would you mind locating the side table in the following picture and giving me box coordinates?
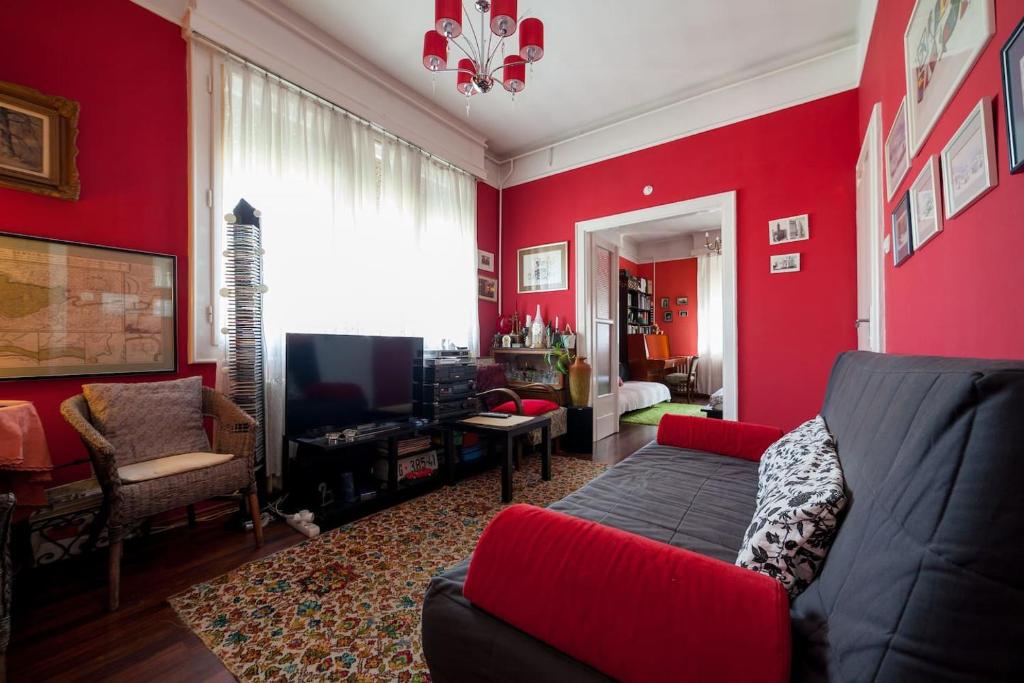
[450,415,552,502]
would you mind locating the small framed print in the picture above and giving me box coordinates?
[517,241,568,293]
[477,249,495,272]
[0,81,80,200]
[769,253,801,274]
[663,310,673,323]
[904,0,995,155]
[885,97,911,200]
[678,310,688,318]
[660,297,670,308]
[768,214,809,245]
[891,191,914,267]
[675,296,688,306]
[941,97,997,218]
[477,274,497,302]
[910,155,943,250]
[1001,16,1024,174]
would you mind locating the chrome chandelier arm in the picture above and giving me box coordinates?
[489,58,527,78]
[484,31,506,68]
[449,34,481,68]
[461,0,483,63]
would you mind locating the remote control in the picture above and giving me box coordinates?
[478,412,511,419]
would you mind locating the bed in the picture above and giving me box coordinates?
[618,381,671,416]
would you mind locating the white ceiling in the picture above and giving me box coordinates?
[601,212,722,246]
[276,0,863,159]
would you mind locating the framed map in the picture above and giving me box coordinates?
[0,233,176,380]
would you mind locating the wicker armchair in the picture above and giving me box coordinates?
[60,387,262,611]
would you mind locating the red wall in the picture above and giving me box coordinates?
[500,91,860,429]
[860,1,1024,357]
[653,258,698,356]
[477,181,499,352]
[0,0,215,485]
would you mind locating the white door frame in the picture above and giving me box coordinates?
[856,103,886,352]
[575,191,739,422]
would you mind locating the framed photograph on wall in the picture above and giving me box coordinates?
[768,214,809,245]
[675,296,688,306]
[660,297,670,308]
[662,310,673,323]
[910,155,943,249]
[477,249,495,272]
[1002,16,1024,174]
[891,191,915,267]
[0,232,176,380]
[0,81,80,200]
[941,97,998,218]
[477,274,497,302]
[885,97,911,200]
[517,241,568,293]
[769,253,801,274]
[678,310,688,318]
[904,0,995,155]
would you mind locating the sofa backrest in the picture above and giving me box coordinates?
[790,351,1024,681]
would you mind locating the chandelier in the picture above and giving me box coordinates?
[422,0,545,102]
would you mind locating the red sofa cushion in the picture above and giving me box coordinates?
[657,414,783,462]
[464,504,790,683]
[493,399,559,416]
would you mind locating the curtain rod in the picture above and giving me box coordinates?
[191,33,474,179]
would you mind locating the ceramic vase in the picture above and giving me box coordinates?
[568,355,592,407]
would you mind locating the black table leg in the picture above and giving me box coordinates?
[541,424,552,481]
[387,436,399,493]
[443,427,456,484]
[502,432,514,503]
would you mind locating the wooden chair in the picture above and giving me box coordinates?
[60,387,262,611]
[666,356,700,402]
[475,364,568,450]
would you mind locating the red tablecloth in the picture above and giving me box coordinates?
[0,400,54,510]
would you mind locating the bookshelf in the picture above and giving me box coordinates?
[620,268,655,364]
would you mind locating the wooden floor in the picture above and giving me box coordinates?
[7,426,655,682]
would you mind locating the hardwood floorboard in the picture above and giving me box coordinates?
[9,429,650,681]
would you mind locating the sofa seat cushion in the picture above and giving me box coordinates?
[118,451,234,483]
[494,399,560,416]
[737,416,847,597]
[82,376,211,465]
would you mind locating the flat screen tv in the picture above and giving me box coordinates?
[284,333,423,437]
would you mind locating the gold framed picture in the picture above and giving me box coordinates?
[477,274,497,302]
[0,232,177,380]
[517,241,568,294]
[0,81,80,200]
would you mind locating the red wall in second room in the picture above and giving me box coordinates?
[859,0,1024,358]
[653,258,699,357]
[500,91,860,430]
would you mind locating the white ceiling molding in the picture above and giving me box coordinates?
[496,45,859,188]
[132,0,489,178]
[855,0,881,83]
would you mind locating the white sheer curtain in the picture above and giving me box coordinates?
[221,60,478,482]
[696,254,724,396]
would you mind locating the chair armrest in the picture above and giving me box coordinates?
[464,505,790,683]
[60,395,122,490]
[202,388,257,458]
[514,382,560,403]
[657,414,783,462]
[477,388,523,414]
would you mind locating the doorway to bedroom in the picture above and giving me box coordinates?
[575,192,736,442]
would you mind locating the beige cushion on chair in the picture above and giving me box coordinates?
[118,452,234,483]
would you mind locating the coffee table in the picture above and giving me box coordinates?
[451,414,552,502]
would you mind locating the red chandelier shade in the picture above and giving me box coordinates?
[435,0,462,38]
[519,18,544,62]
[422,30,447,71]
[456,58,476,95]
[490,0,518,36]
[502,55,526,93]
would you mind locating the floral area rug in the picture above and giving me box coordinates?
[170,456,605,682]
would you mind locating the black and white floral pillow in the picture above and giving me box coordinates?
[736,415,847,598]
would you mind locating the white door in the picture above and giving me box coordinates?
[589,234,619,440]
[856,103,885,352]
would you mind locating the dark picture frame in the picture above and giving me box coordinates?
[0,232,177,380]
[0,81,80,200]
[662,310,673,323]
[659,297,669,308]
[891,191,915,267]
[1002,16,1024,174]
